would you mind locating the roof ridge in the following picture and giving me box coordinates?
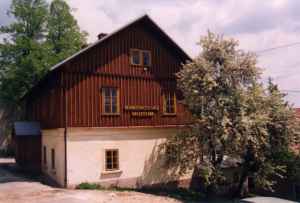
[50,14,150,71]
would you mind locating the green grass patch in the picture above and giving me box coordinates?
[76,182,205,201]
[76,182,104,190]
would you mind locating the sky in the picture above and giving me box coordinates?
[1,0,300,106]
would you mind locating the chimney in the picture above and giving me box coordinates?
[98,33,107,40]
[81,43,89,49]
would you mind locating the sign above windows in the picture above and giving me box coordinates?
[124,105,159,111]
[124,105,159,117]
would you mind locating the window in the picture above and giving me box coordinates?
[142,51,151,66]
[43,146,47,165]
[105,149,119,171]
[51,148,55,170]
[102,87,119,114]
[130,49,151,66]
[163,92,176,115]
[130,49,141,65]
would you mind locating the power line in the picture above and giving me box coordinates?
[281,90,300,93]
[256,42,300,55]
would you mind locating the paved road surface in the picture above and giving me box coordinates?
[241,197,299,203]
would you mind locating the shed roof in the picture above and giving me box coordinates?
[14,122,41,136]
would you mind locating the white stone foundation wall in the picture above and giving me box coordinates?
[42,129,65,187]
[66,127,190,188]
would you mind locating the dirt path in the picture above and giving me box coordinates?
[0,158,183,203]
[0,181,184,203]
[0,158,298,203]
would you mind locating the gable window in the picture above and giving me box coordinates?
[130,49,151,66]
[102,87,119,115]
[51,148,55,170]
[142,51,151,66]
[130,49,141,65]
[43,146,47,165]
[105,149,119,171]
[163,92,176,115]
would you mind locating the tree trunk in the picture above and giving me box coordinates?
[235,169,249,198]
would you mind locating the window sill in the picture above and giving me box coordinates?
[130,64,151,68]
[162,113,177,117]
[101,113,120,116]
[130,63,142,66]
[101,170,122,175]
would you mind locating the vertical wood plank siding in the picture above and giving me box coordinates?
[25,22,190,128]
[25,72,63,128]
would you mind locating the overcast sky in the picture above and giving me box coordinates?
[1,0,300,106]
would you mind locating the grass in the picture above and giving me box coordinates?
[76,182,205,201]
[76,182,105,190]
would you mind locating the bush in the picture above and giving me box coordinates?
[273,150,300,183]
[0,147,15,157]
[76,182,103,190]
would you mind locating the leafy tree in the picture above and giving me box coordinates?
[0,0,87,142]
[46,0,87,66]
[162,32,300,197]
[0,0,49,104]
[0,0,87,105]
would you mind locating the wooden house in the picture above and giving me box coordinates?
[15,15,191,188]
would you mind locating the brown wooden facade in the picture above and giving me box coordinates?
[24,15,191,129]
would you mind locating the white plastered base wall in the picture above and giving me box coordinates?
[41,129,65,187]
[66,127,191,188]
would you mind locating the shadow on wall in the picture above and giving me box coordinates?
[137,141,199,190]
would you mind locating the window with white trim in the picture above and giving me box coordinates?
[105,149,119,171]
[102,87,119,115]
[163,92,176,115]
[130,49,151,66]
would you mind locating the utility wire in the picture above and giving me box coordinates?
[255,42,300,55]
[281,90,300,93]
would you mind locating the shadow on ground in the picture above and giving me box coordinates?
[0,158,41,184]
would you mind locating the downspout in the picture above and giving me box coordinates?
[63,72,68,188]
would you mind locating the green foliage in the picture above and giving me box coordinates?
[163,31,300,197]
[46,0,87,66]
[273,150,300,183]
[0,0,87,105]
[76,182,104,190]
[75,182,205,202]
[0,147,15,158]
[0,0,49,104]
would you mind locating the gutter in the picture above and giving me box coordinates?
[63,73,68,188]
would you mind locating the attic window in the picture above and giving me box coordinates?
[142,51,151,66]
[130,49,151,66]
[130,49,141,65]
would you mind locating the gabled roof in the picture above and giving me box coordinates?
[50,14,191,72]
[14,122,41,136]
[23,14,191,100]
